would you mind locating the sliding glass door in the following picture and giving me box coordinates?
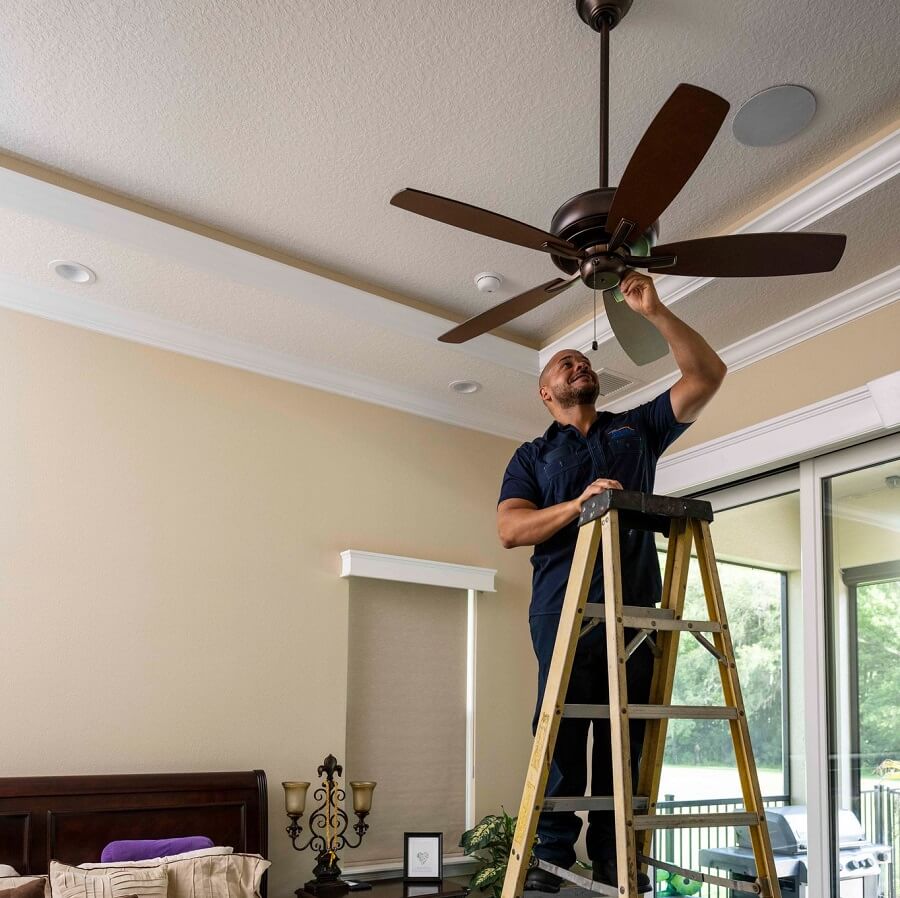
[823,448,900,898]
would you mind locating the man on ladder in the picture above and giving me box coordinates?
[497,271,726,893]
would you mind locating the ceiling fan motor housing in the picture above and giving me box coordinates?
[549,188,659,288]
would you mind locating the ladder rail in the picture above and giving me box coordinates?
[601,510,639,897]
[691,519,782,898]
[500,517,603,898]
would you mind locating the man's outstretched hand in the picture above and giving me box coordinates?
[620,270,665,318]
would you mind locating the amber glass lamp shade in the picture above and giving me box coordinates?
[349,781,376,814]
[282,781,310,816]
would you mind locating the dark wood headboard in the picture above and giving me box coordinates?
[0,770,267,878]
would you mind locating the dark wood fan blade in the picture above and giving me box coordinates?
[649,232,847,276]
[607,84,730,247]
[391,189,583,259]
[438,277,579,344]
[602,290,669,366]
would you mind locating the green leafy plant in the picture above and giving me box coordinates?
[459,810,536,898]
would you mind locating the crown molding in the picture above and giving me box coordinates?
[602,265,900,414]
[0,160,538,377]
[0,273,533,442]
[540,124,900,367]
[655,371,900,496]
[340,549,496,592]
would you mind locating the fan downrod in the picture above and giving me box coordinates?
[576,0,633,31]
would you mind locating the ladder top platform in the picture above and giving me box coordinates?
[578,489,713,532]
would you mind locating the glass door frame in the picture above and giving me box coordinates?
[694,432,900,897]
[805,432,900,897]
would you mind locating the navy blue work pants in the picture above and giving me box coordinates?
[529,611,655,866]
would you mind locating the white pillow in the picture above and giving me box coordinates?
[75,855,268,898]
[79,847,233,868]
[49,863,168,898]
[0,868,21,878]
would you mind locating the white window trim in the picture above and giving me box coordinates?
[341,550,497,874]
[656,370,900,497]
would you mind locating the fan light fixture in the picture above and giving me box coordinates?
[49,260,96,284]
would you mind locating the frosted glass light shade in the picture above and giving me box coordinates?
[283,781,310,815]
[349,781,376,813]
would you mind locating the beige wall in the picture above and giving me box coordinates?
[672,300,900,451]
[0,308,535,897]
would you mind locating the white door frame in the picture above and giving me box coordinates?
[799,432,900,897]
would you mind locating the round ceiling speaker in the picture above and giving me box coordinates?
[733,85,817,147]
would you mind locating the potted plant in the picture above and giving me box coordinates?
[458,810,536,898]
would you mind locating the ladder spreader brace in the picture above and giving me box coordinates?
[500,489,782,898]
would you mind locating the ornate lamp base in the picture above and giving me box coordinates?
[296,881,351,898]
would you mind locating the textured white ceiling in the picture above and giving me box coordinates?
[2,0,899,343]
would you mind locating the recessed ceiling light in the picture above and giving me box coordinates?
[49,260,96,284]
[732,85,817,147]
[449,380,481,394]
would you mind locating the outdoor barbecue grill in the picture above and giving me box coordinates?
[698,805,892,897]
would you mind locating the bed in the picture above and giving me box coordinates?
[0,769,267,894]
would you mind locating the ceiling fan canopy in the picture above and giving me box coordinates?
[389,0,847,364]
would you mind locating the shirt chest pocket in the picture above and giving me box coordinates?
[605,431,645,483]
[541,446,592,502]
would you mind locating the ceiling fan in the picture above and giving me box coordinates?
[389,0,846,365]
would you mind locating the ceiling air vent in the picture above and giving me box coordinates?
[594,367,639,397]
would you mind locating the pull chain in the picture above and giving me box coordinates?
[592,287,598,351]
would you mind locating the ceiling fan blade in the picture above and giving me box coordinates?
[391,188,583,259]
[438,277,579,344]
[607,84,730,249]
[602,290,669,366]
[649,232,847,277]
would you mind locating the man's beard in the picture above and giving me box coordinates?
[551,380,600,409]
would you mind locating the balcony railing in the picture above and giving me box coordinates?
[652,788,899,898]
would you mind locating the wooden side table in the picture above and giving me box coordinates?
[296,880,469,898]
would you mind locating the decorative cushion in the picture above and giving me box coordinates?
[0,879,50,898]
[0,881,46,898]
[75,855,267,898]
[49,862,168,898]
[101,839,213,864]
[81,848,233,869]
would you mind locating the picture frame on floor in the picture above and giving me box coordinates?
[402,832,443,883]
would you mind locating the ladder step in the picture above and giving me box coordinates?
[542,796,650,812]
[637,854,761,894]
[633,811,761,830]
[535,861,618,898]
[581,605,721,632]
[564,703,739,720]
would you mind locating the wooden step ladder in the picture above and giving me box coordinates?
[501,489,782,898]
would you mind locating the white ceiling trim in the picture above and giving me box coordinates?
[602,264,900,414]
[540,125,900,367]
[340,549,496,592]
[0,163,538,376]
[655,372,900,496]
[0,272,533,442]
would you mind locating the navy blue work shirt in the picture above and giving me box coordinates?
[498,389,691,616]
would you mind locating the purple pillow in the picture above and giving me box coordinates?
[100,836,214,863]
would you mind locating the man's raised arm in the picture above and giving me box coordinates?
[620,271,726,424]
